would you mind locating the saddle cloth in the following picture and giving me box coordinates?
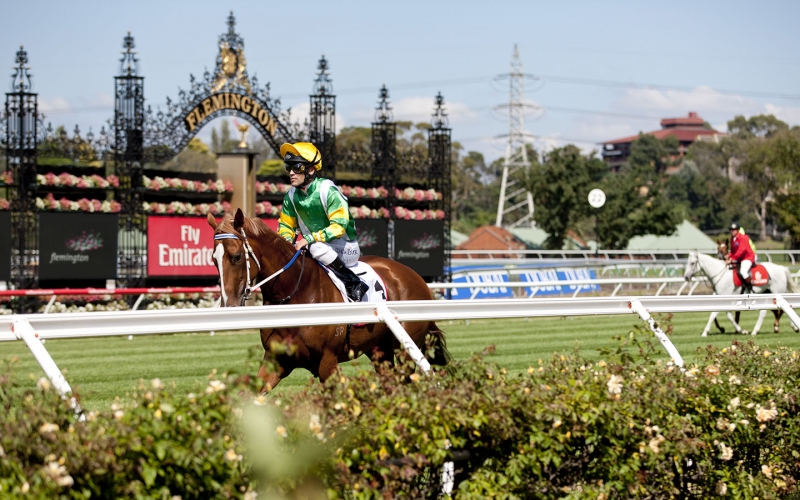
[322,261,388,303]
[733,263,770,288]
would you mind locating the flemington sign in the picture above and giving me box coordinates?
[183,92,278,135]
[38,213,119,280]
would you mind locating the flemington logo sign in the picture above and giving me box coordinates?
[184,93,278,135]
[394,220,445,276]
[39,213,118,280]
[147,216,219,276]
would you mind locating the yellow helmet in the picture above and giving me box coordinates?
[279,142,322,171]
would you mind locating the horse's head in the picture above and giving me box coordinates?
[684,251,700,281]
[716,239,729,260]
[208,209,261,307]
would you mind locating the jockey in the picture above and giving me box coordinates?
[726,222,756,288]
[277,142,370,302]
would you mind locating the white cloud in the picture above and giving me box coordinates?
[83,92,114,108]
[617,85,759,115]
[38,97,72,115]
[764,103,800,127]
[348,96,478,126]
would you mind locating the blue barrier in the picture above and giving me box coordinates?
[450,271,514,300]
[518,269,600,296]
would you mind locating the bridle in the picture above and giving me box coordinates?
[688,253,727,289]
[214,228,306,305]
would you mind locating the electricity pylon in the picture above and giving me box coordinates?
[495,45,535,228]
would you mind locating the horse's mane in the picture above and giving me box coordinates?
[216,213,273,238]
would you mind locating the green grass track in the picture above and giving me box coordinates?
[2,311,799,411]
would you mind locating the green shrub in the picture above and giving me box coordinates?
[2,329,800,498]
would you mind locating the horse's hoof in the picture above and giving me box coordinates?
[774,327,780,333]
[701,332,708,337]
[742,330,749,335]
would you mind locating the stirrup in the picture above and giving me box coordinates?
[348,280,369,302]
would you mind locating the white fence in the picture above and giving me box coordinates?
[450,249,800,265]
[3,294,800,404]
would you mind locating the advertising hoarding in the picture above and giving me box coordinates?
[355,219,388,258]
[393,220,444,277]
[147,216,219,277]
[38,213,119,280]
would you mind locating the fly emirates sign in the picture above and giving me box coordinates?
[147,216,218,276]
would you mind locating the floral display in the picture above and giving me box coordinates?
[0,198,9,210]
[255,201,281,217]
[255,181,290,195]
[143,200,231,215]
[36,193,122,213]
[394,187,442,201]
[143,176,233,194]
[255,182,438,202]
[340,185,388,199]
[37,172,119,189]
[393,206,445,220]
[0,171,12,185]
[349,206,391,219]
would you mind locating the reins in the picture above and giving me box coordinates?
[214,228,306,305]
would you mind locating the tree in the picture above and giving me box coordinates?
[210,120,239,154]
[624,133,680,177]
[765,129,800,248]
[727,114,788,139]
[597,169,681,249]
[596,135,681,249]
[523,145,606,249]
[451,150,499,233]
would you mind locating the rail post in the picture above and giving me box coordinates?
[629,299,685,368]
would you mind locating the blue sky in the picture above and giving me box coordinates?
[3,0,799,163]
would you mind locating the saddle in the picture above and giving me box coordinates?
[732,263,770,288]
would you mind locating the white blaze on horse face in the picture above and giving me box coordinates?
[214,243,228,307]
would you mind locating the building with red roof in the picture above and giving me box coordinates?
[600,112,726,173]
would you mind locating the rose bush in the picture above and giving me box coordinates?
[143,176,233,194]
[37,172,119,189]
[2,331,798,498]
[36,194,121,213]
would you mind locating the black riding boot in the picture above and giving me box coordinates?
[329,258,369,302]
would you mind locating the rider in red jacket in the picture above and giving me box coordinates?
[726,222,756,288]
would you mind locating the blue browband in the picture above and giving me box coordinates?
[214,234,240,240]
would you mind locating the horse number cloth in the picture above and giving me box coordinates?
[322,261,388,303]
[733,263,770,288]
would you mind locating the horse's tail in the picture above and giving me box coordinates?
[784,267,800,293]
[427,322,453,370]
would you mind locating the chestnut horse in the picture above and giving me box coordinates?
[207,209,451,390]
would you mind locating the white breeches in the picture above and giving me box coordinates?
[739,260,753,279]
[309,239,361,267]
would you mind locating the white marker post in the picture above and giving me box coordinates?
[588,188,606,258]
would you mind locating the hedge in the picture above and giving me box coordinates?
[1,322,799,498]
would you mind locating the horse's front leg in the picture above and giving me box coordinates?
[257,328,300,393]
[704,312,720,337]
[726,312,744,334]
[750,309,768,336]
[318,348,340,383]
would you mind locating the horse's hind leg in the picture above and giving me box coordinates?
[773,310,783,333]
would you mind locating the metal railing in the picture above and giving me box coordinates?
[450,249,800,265]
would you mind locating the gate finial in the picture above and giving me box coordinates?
[11,45,33,92]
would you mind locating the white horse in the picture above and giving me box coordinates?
[683,250,800,336]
